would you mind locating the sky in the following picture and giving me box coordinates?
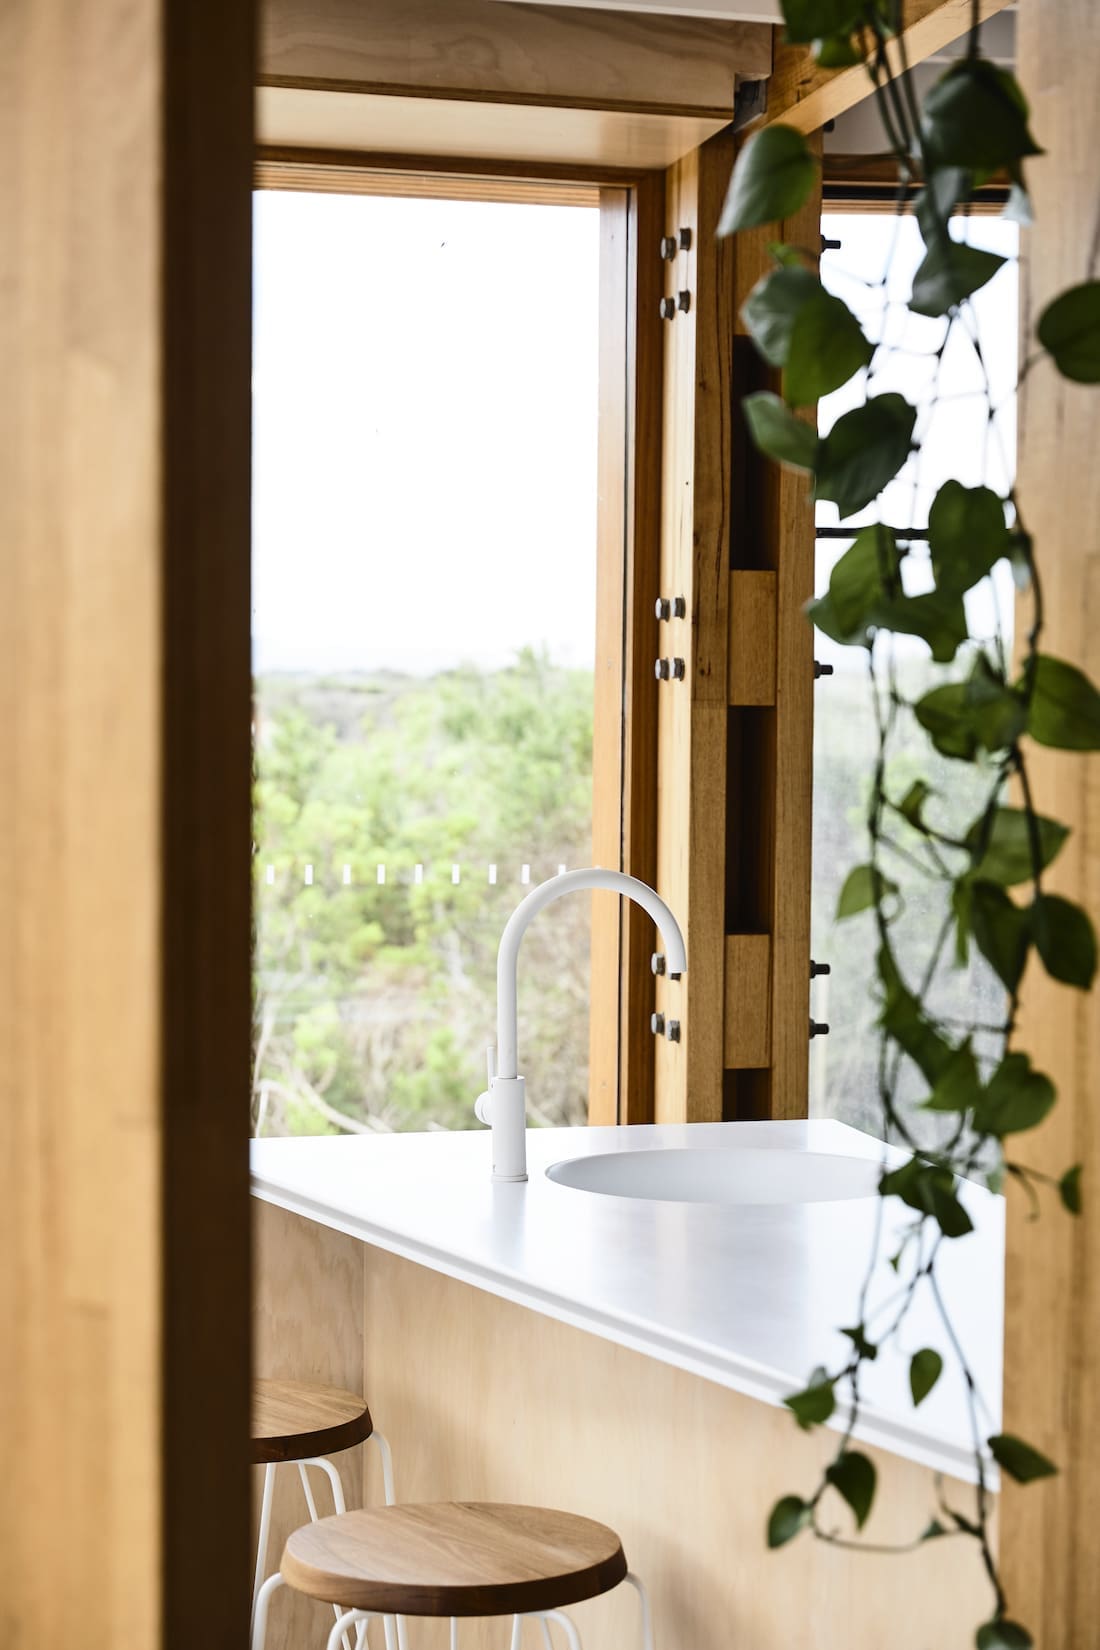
[252,192,601,676]
[253,193,1019,681]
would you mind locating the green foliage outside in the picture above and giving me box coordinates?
[252,649,593,1137]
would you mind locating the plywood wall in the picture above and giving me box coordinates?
[0,1,254,1642]
[256,1207,992,1650]
[1001,1,1100,1640]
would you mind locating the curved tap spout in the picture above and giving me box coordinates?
[476,868,687,1182]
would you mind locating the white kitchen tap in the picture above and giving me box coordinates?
[475,868,687,1181]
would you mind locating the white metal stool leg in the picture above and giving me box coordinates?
[536,1611,582,1650]
[624,1573,655,1650]
[299,1460,357,1650]
[366,1433,406,1650]
[300,1452,402,1650]
[327,1611,378,1650]
[252,1572,285,1650]
[252,1462,277,1629]
[510,1615,524,1650]
[367,1429,398,1505]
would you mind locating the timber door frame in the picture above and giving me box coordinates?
[2,0,255,1642]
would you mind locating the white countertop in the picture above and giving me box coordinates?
[251,1119,1003,1483]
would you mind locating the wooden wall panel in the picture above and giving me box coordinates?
[356,1241,991,1650]
[260,0,771,113]
[253,1202,368,1650]
[0,0,254,1642]
[1001,1,1100,1639]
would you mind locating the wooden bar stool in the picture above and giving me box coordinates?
[252,1501,655,1650]
[252,1378,402,1650]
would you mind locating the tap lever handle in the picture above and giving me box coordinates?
[486,1043,497,1087]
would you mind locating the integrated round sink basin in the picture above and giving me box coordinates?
[545,1146,881,1206]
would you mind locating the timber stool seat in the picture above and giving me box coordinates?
[253,1500,654,1649]
[252,1377,375,1464]
[251,1378,401,1650]
[281,1502,628,1617]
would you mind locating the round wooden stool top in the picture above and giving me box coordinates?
[280,1502,628,1618]
[252,1378,374,1465]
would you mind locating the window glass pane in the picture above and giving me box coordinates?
[809,212,1019,1134]
[252,191,600,1137]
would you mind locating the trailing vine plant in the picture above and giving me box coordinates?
[717,5,1100,1646]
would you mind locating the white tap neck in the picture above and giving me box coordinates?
[494,868,687,1080]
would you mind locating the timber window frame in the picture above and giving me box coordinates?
[253,153,665,1125]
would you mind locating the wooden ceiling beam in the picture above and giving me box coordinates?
[260,0,772,119]
[752,0,1014,133]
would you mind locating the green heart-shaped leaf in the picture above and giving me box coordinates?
[718,126,817,236]
[910,238,1007,318]
[1032,892,1098,989]
[742,391,819,471]
[969,882,1031,992]
[915,682,980,762]
[871,587,968,664]
[922,1042,982,1112]
[767,1494,812,1548]
[965,655,1026,751]
[974,1054,1055,1138]
[815,394,916,519]
[922,60,1042,173]
[1037,280,1100,383]
[825,1451,876,1530]
[829,525,901,631]
[742,267,823,366]
[987,1433,1057,1483]
[1024,654,1100,750]
[1059,1164,1083,1215]
[783,1367,836,1430]
[780,0,863,42]
[966,807,1069,886]
[928,481,1012,593]
[785,292,874,404]
[909,1348,944,1407]
[976,1620,1033,1650]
